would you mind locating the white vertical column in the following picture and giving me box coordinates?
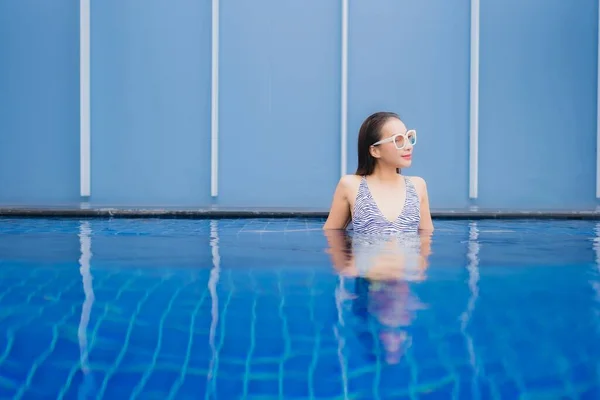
[597,2,600,198]
[340,0,348,177]
[80,0,91,197]
[211,0,220,197]
[469,0,480,199]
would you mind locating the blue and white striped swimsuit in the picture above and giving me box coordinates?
[352,176,421,235]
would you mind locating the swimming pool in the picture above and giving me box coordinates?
[0,217,598,399]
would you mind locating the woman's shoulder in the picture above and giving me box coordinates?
[404,175,428,195]
[338,174,363,188]
[335,174,362,200]
[404,175,426,184]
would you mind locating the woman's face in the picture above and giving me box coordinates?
[370,118,416,170]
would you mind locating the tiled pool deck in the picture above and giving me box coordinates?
[0,205,600,219]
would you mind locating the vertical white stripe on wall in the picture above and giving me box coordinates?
[80,0,91,197]
[340,0,348,177]
[211,0,220,197]
[597,0,600,198]
[469,0,480,199]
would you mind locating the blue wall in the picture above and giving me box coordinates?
[218,0,340,207]
[91,0,213,206]
[478,0,598,209]
[0,0,80,205]
[0,0,598,210]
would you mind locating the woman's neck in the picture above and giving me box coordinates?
[370,164,401,183]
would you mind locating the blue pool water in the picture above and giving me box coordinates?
[0,217,599,399]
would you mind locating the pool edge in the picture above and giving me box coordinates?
[1,208,600,220]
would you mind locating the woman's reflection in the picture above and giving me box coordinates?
[325,229,431,364]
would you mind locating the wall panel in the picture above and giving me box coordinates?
[478,0,598,209]
[0,1,79,205]
[217,0,340,208]
[90,0,213,206]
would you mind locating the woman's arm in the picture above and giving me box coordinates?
[323,177,352,230]
[410,176,433,274]
[411,176,433,232]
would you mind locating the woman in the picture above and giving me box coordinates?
[323,111,433,233]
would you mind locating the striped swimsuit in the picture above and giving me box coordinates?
[352,176,421,235]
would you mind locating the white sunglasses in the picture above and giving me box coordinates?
[372,130,417,150]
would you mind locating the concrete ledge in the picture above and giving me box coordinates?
[0,206,600,220]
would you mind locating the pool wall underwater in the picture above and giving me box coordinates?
[1,0,600,212]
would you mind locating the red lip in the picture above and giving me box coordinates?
[401,155,412,160]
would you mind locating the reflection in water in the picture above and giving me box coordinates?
[460,222,481,396]
[78,220,96,398]
[325,229,431,365]
[593,223,600,382]
[207,220,220,381]
[593,222,600,309]
[334,275,352,399]
[326,230,431,281]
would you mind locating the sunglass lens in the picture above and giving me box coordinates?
[394,135,405,149]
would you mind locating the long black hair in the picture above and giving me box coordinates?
[355,111,401,176]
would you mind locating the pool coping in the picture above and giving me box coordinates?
[1,206,600,219]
